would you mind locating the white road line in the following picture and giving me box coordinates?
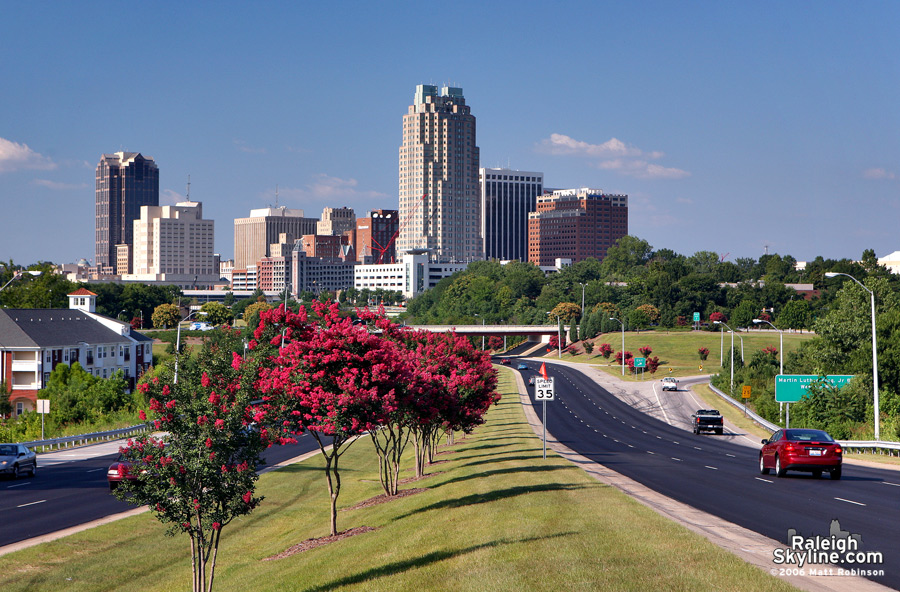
[705,466,718,470]
[627,444,635,448]
[87,468,105,473]
[651,383,673,425]
[7,482,30,489]
[755,477,773,483]
[882,482,900,487]
[671,457,682,462]
[834,497,866,507]
[726,454,736,457]
[17,500,46,508]
[693,446,702,450]
[672,441,680,445]
[647,451,655,455]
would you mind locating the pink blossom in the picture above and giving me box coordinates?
[212,522,221,531]
[214,419,225,430]
[162,385,170,396]
[242,491,252,504]
[166,399,177,410]
[205,437,213,448]
[201,373,210,388]
[138,409,147,420]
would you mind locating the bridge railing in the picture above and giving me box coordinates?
[21,424,148,453]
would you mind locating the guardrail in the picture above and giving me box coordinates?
[21,424,148,453]
[707,383,900,456]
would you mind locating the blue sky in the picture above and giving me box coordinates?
[2,2,898,266]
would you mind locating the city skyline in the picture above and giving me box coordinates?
[2,3,899,266]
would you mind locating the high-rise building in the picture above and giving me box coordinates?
[233,207,318,269]
[95,152,159,274]
[317,206,356,237]
[479,168,543,261]
[123,200,217,288]
[352,209,399,263]
[527,188,628,266]
[398,84,481,262]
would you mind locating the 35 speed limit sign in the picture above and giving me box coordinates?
[535,377,555,401]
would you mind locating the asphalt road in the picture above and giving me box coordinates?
[0,434,319,548]
[518,360,899,591]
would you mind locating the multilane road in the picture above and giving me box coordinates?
[0,434,318,549]
[518,360,899,590]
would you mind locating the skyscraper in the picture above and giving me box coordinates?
[233,206,318,269]
[398,84,481,262]
[480,168,544,261]
[95,152,159,274]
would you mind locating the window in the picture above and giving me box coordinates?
[16,402,24,416]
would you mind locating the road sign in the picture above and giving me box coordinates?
[535,377,555,401]
[693,312,701,322]
[741,385,752,399]
[634,357,646,368]
[36,399,50,413]
[775,375,854,403]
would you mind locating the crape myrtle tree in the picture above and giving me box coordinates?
[113,329,270,592]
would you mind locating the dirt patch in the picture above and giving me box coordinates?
[344,487,428,511]
[263,526,377,560]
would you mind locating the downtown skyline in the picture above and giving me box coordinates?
[2,2,899,266]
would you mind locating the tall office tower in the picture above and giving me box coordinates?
[317,206,356,237]
[397,84,481,262]
[527,188,628,266]
[479,168,543,261]
[124,200,217,287]
[233,206,318,269]
[95,152,159,274]
[353,209,399,263]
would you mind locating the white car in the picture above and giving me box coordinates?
[661,376,678,391]
[190,322,214,331]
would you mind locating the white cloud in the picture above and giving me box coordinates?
[32,179,88,191]
[863,167,896,180]
[162,189,184,205]
[233,139,266,154]
[0,138,55,173]
[266,174,389,208]
[676,196,694,205]
[536,133,689,180]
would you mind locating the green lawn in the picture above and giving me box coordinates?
[544,329,814,379]
[0,370,798,592]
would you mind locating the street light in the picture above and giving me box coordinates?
[609,317,625,376]
[713,320,735,395]
[0,270,41,292]
[174,310,207,384]
[474,314,486,350]
[546,312,562,359]
[752,319,783,375]
[578,282,587,339]
[825,272,880,440]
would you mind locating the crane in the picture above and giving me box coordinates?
[373,194,426,264]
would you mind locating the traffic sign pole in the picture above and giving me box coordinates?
[535,377,555,459]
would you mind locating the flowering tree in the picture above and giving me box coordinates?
[638,346,652,357]
[257,302,401,535]
[647,356,661,374]
[698,347,710,360]
[583,341,594,354]
[598,343,613,359]
[614,350,634,365]
[709,311,726,324]
[114,333,269,592]
[487,336,504,352]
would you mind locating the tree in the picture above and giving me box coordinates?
[635,304,660,324]
[583,341,594,354]
[568,321,579,344]
[628,308,650,331]
[776,299,812,331]
[242,301,271,330]
[115,337,269,592]
[200,302,234,326]
[598,343,613,359]
[153,303,180,329]
[549,302,581,323]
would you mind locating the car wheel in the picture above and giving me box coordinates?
[13,464,20,479]
[29,462,36,477]
[812,470,822,479]
[716,428,723,435]
[775,455,786,477]
[759,455,769,475]
[109,481,118,492]
[831,467,842,480]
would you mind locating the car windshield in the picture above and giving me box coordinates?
[786,430,834,442]
[0,445,16,455]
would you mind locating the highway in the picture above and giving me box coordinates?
[0,433,319,549]
[517,360,899,590]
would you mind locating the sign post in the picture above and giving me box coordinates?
[693,312,701,330]
[634,357,646,380]
[741,385,751,416]
[535,377,555,459]
[36,399,50,440]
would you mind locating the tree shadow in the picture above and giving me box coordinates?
[301,532,577,592]
[457,454,546,467]
[392,483,592,521]
[432,464,572,488]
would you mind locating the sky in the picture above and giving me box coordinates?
[2,1,899,267]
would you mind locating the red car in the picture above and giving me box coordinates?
[107,453,137,491]
[499,358,511,365]
[759,428,842,479]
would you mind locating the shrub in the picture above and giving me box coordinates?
[698,347,710,361]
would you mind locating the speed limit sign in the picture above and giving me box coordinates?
[535,377,555,401]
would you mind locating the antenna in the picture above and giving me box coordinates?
[186,174,191,202]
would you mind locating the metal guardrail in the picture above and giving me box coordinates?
[707,383,900,455]
[21,424,148,453]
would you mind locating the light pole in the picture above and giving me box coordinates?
[546,312,562,359]
[752,319,783,375]
[578,282,587,340]
[0,270,41,292]
[825,272,880,440]
[474,314,485,350]
[174,310,207,384]
[713,320,734,395]
[610,317,625,376]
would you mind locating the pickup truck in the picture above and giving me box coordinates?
[691,409,724,435]
[661,376,678,391]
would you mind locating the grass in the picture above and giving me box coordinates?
[0,370,799,592]
[543,330,814,380]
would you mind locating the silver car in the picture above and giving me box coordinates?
[0,443,37,479]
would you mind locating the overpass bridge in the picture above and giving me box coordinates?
[405,324,567,341]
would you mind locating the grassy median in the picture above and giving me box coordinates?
[1,370,799,592]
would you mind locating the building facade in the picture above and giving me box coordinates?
[95,152,159,274]
[352,209,399,263]
[354,252,468,300]
[527,188,628,266]
[480,168,543,261]
[291,250,357,295]
[397,85,481,262]
[316,207,356,237]
[233,207,318,270]
[122,200,217,288]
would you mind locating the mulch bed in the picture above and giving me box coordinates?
[344,487,428,510]
[263,526,377,560]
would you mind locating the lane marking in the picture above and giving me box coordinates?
[7,482,31,489]
[693,447,702,450]
[882,482,900,487]
[834,497,866,507]
[726,454,736,457]
[87,468,105,473]
[646,451,655,455]
[755,477,773,483]
[17,500,46,508]
[671,457,682,462]
[651,383,673,425]
[705,466,718,470]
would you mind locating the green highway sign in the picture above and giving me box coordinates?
[693,312,701,322]
[634,357,646,368]
[775,375,854,403]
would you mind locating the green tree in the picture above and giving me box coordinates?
[153,303,181,329]
[776,299,812,331]
[549,302,581,323]
[200,302,234,326]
